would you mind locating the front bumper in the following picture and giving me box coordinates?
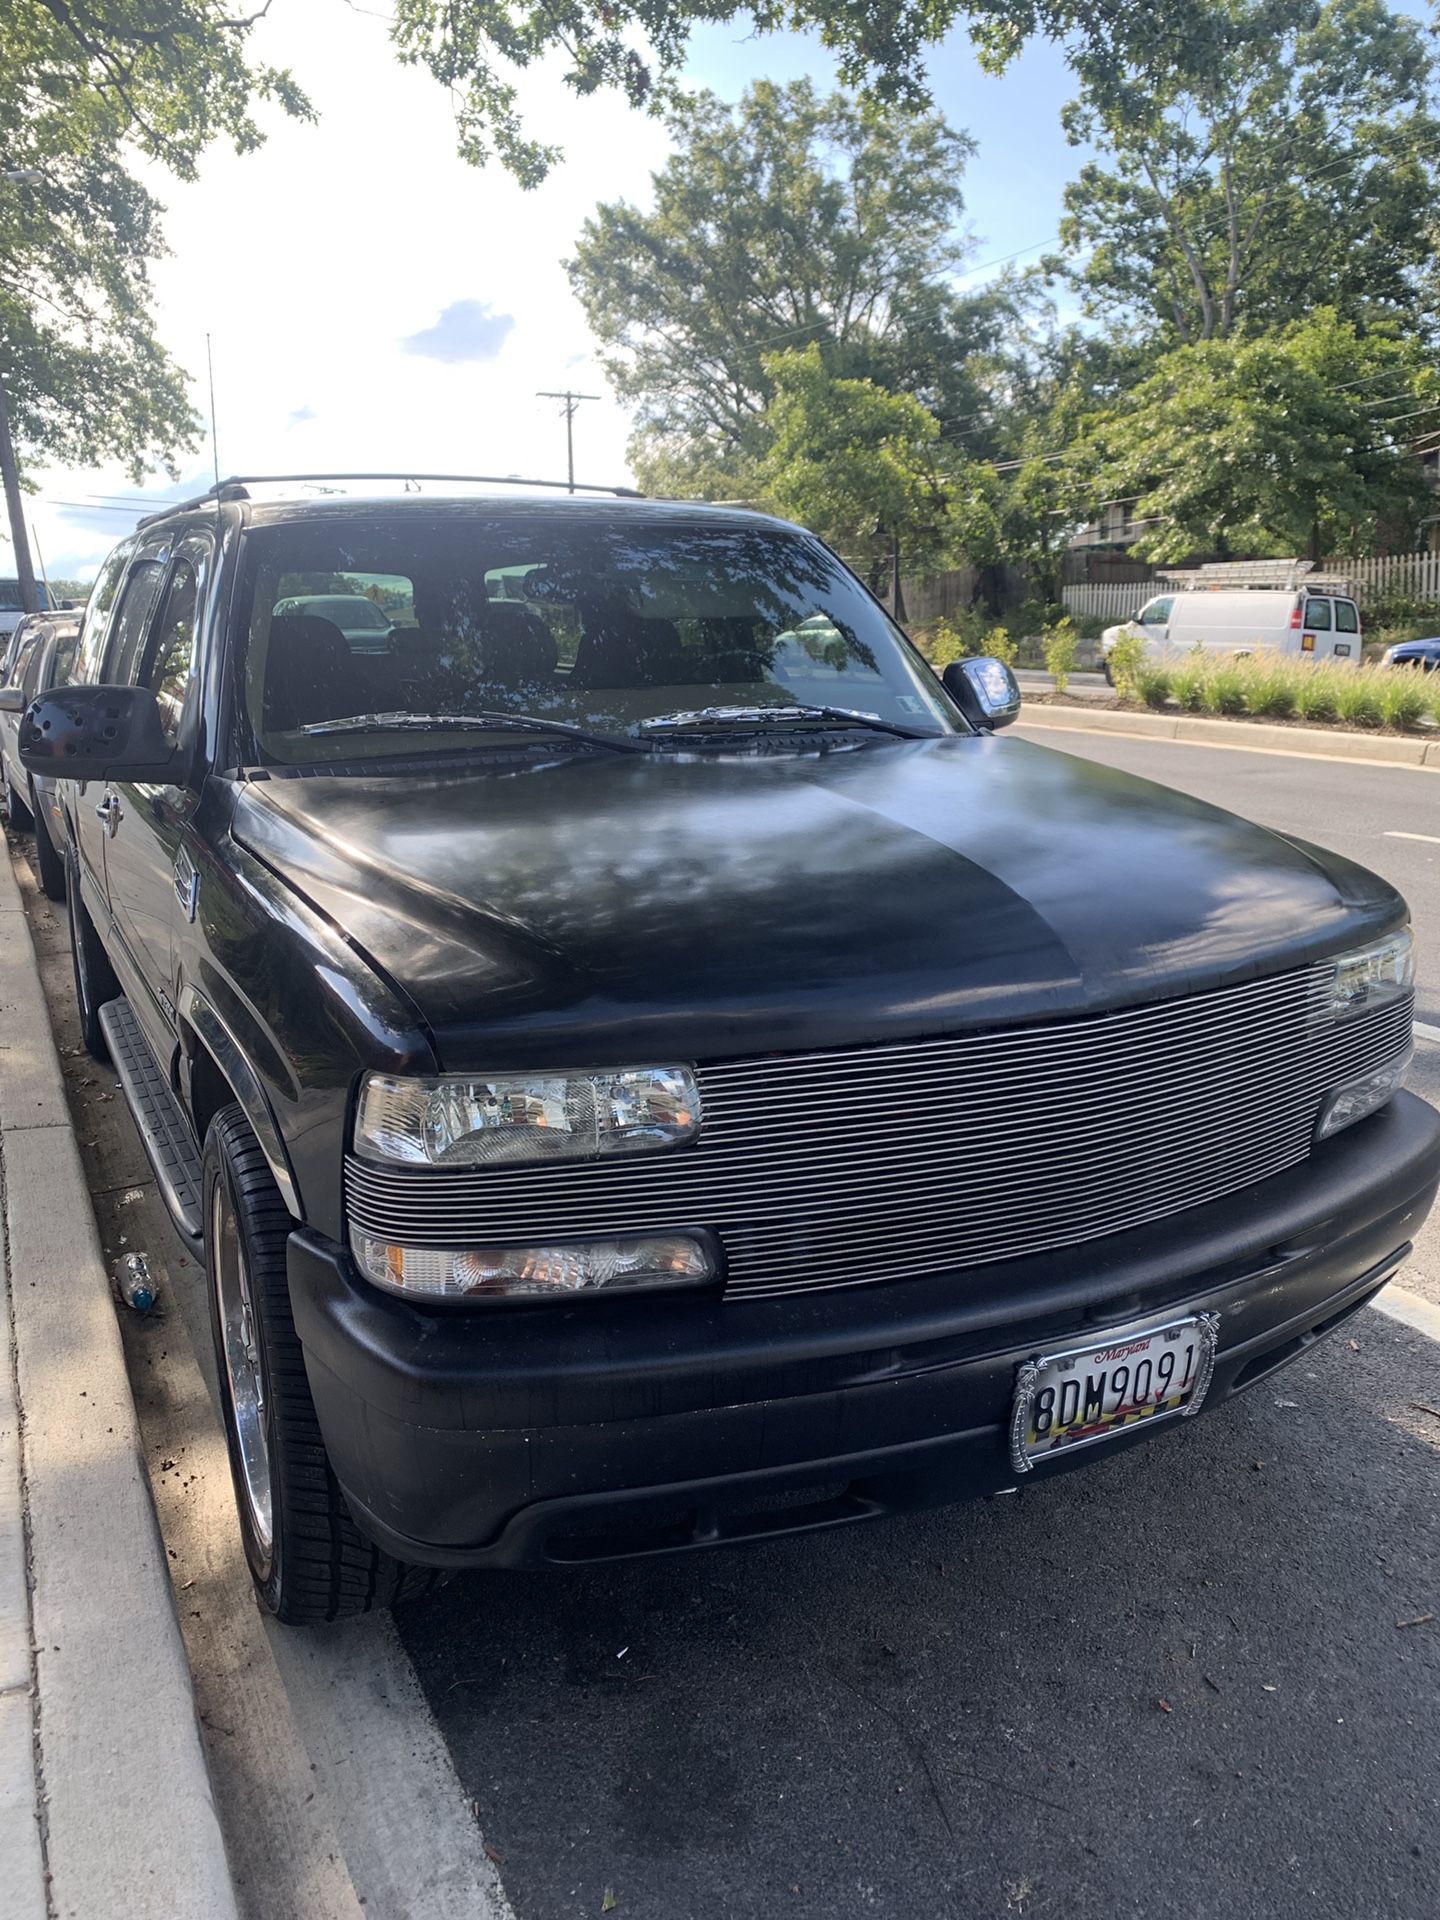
[288,1091,1440,1569]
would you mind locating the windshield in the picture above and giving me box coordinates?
[233,516,955,765]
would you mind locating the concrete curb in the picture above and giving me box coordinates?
[1017,699,1440,769]
[0,844,238,1919]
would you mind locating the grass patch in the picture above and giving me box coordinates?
[1110,653,1440,732]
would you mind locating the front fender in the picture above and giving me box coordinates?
[176,823,436,1240]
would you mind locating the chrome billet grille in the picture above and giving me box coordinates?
[344,966,1414,1300]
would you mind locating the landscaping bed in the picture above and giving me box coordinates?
[1102,650,1440,734]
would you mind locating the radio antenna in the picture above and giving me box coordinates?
[206,333,221,490]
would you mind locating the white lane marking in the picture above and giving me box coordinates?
[1385,830,1440,845]
[1415,1022,1440,1047]
[1370,1282,1440,1346]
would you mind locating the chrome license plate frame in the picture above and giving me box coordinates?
[1009,1312,1220,1475]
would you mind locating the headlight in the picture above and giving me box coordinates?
[355,1067,702,1168]
[1316,1049,1413,1142]
[351,1230,717,1300]
[1321,928,1414,1022]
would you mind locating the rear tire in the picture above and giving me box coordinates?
[203,1104,440,1625]
[66,849,118,1060]
[30,784,65,901]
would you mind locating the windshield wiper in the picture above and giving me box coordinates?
[297,710,649,755]
[637,703,935,741]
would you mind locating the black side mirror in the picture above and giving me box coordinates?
[942,657,1023,732]
[18,684,179,783]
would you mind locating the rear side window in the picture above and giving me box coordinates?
[104,561,167,684]
[74,545,133,685]
[141,561,200,748]
[9,630,42,691]
[1334,600,1359,634]
[1303,599,1332,631]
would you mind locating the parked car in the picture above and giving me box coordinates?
[0,581,55,647]
[1381,637,1440,672]
[1102,585,1363,671]
[17,478,1436,1626]
[0,612,81,898]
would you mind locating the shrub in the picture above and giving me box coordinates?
[1136,665,1173,709]
[1292,668,1341,724]
[1168,653,1210,712]
[1379,672,1429,732]
[983,625,1019,668]
[1332,667,1386,730]
[1240,660,1298,719]
[1107,628,1146,700]
[1203,663,1247,715]
[1042,617,1079,693]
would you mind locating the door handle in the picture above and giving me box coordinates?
[95,792,123,838]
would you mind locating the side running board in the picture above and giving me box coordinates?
[97,998,204,1253]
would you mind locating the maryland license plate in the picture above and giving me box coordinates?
[1009,1313,1219,1474]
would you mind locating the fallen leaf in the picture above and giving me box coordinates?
[602,1891,618,1913]
[1158,1699,1173,1713]
[483,1841,505,1865]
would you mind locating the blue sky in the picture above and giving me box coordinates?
[22,6,1093,581]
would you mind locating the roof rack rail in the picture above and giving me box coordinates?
[138,471,644,528]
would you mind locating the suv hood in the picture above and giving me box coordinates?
[230,734,1402,1067]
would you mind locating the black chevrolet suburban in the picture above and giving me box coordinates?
[13,477,1437,1625]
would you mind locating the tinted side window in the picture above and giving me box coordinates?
[8,631,42,690]
[104,561,166,685]
[73,545,133,685]
[1303,598,1332,631]
[50,631,80,688]
[1138,597,1173,626]
[141,561,200,748]
[1334,600,1359,634]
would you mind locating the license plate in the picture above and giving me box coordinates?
[1009,1313,1219,1474]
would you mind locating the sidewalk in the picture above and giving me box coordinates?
[0,837,237,1920]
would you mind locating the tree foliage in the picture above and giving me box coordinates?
[1066,311,1439,560]
[758,344,947,579]
[0,2,315,487]
[568,81,1011,495]
[1053,0,1440,344]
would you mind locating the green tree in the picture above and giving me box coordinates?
[757,343,947,588]
[1068,310,1439,561]
[1052,0,1440,344]
[567,80,1010,495]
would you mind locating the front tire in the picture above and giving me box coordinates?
[203,1105,438,1624]
[66,849,119,1059]
[30,784,66,901]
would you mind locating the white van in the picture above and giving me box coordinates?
[1103,584,1362,671]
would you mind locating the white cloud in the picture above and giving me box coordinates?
[403,300,514,363]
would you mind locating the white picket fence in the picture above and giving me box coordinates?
[1061,582,1154,623]
[1064,552,1440,623]
[1320,552,1440,604]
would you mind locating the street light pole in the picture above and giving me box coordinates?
[1,169,46,615]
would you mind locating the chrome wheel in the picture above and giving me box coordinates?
[211,1179,273,1558]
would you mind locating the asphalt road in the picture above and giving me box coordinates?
[7,729,1439,1920]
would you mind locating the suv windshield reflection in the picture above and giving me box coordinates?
[235,518,954,762]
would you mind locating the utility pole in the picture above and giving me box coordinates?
[1,169,44,614]
[536,390,599,494]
